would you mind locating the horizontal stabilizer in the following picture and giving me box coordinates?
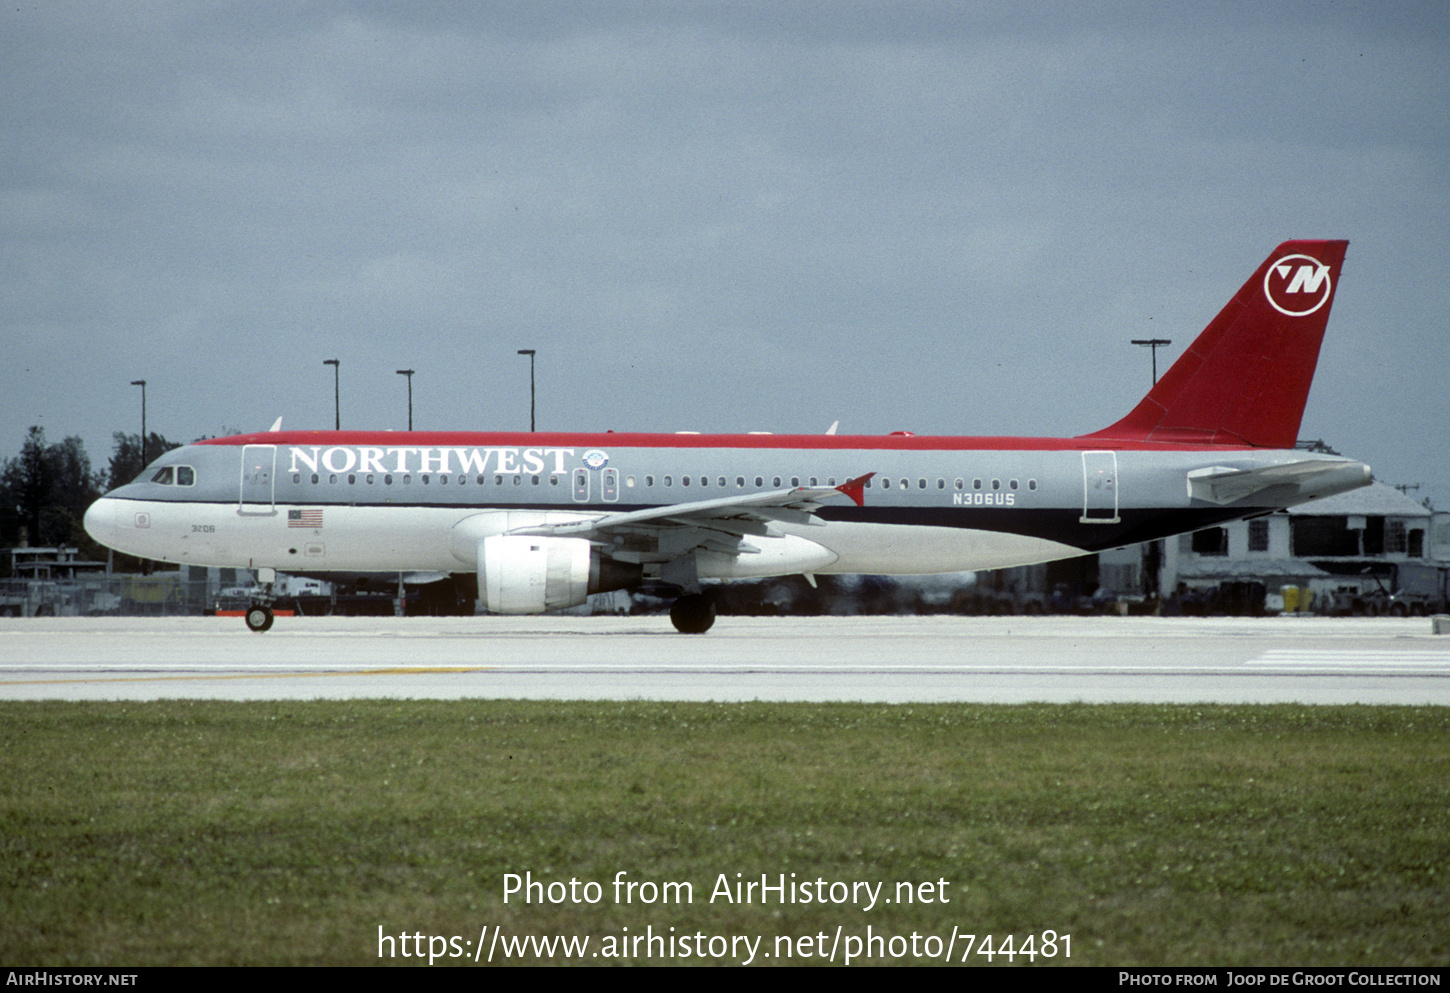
[1187,459,1371,506]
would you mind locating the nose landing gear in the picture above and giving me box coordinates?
[244,567,277,632]
[245,603,274,632]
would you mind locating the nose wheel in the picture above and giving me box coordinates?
[669,593,715,634]
[245,604,275,632]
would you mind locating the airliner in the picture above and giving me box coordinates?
[84,240,1371,633]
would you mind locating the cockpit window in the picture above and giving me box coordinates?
[149,466,195,486]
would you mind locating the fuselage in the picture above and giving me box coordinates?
[83,429,1372,579]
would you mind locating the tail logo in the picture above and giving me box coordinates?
[1264,254,1332,316]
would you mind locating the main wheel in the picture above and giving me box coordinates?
[669,593,716,634]
[245,604,275,632]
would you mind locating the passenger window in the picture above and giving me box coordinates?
[973,479,982,490]
[992,479,1001,490]
[1028,479,1038,491]
[311,474,319,485]
[918,478,926,489]
[755,476,764,487]
[1010,479,1019,490]
[626,475,636,488]
[955,478,964,490]
[736,476,745,487]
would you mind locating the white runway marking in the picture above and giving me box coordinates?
[1249,650,1450,669]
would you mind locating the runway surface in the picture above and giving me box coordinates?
[3,614,1448,703]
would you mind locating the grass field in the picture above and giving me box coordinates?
[2,701,1447,966]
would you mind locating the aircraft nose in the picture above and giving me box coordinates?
[84,497,118,548]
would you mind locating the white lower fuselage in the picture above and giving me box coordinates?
[83,499,1087,577]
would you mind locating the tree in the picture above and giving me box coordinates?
[0,427,104,549]
[107,431,181,489]
[3,427,51,543]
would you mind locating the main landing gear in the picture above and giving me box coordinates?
[669,593,715,634]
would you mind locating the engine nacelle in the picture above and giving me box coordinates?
[477,535,641,614]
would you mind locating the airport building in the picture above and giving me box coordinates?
[972,481,1448,616]
[1158,480,1447,615]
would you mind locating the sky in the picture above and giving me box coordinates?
[3,1,1447,508]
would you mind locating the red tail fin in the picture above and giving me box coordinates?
[1082,239,1349,448]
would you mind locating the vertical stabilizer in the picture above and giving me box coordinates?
[1083,239,1349,448]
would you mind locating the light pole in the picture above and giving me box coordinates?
[1130,339,1172,604]
[396,369,414,431]
[323,359,339,429]
[1131,338,1172,385]
[130,380,146,467]
[517,349,536,432]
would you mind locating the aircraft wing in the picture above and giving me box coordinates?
[506,474,875,581]
[510,473,874,540]
[1187,459,1371,506]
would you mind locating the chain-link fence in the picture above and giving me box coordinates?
[0,575,209,617]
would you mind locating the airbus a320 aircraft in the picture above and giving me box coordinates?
[85,240,1370,633]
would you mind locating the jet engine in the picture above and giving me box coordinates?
[476,535,641,614]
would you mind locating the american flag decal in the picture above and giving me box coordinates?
[288,509,323,528]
